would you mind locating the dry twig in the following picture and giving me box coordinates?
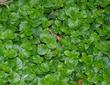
[48,29,62,42]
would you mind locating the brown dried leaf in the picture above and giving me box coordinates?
[48,29,62,42]
[48,28,57,36]
[78,80,82,85]
[0,0,7,3]
[0,0,12,5]
[56,35,62,42]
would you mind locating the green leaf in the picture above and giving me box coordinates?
[40,31,57,49]
[32,55,43,64]
[0,30,16,40]
[4,49,17,58]
[64,50,79,59]
[37,44,48,55]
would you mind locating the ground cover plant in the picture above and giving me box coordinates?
[0,0,110,85]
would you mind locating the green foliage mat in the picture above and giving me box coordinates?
[0,0,110,85]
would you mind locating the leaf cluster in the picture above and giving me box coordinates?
[0,0,110,85]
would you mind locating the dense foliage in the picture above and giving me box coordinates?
[0,0,110,85]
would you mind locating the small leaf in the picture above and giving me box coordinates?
[37,44,48,55]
